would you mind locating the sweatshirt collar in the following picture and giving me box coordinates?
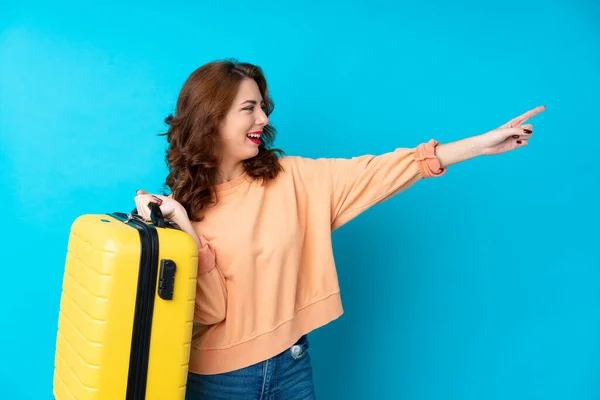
[212,171,252,193]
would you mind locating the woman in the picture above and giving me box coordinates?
[134,59,544,399]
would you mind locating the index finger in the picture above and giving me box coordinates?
[510,105,546,126]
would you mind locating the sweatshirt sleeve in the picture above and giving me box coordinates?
[329,139,446,230]
[165,194,228,325]
[193,238,228,325]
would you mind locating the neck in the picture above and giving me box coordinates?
[216,160,245,184]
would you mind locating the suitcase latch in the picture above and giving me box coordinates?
[158,259,176,300]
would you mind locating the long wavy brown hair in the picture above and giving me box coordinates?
[160,59,284,221]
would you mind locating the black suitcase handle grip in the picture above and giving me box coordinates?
[131,202,169,228]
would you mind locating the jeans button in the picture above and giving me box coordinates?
[290,345,302,359]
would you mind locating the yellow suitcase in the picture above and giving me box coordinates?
[53,204,198,400]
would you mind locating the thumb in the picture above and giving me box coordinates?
[201,238,216,256]
[136,189,148,195]
[198,234,210,249]
[500,127,530,138]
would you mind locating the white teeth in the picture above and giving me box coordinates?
[247,134,261,138]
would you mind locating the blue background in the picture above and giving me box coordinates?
[1,1,598,399]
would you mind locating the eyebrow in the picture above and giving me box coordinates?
[240,99,265,106]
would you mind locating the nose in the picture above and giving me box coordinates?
[256,108,269,127]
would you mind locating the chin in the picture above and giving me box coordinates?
[241,148,259,161]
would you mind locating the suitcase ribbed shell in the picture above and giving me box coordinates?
[53,214,198,400]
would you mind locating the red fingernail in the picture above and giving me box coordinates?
[524,129,532,134]
[517,140,522,144]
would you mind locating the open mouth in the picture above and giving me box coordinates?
[246,132,262,145]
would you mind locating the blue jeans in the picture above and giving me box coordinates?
[185,335,316,400]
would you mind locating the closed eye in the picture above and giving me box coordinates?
[240,99,265,112]
[242,104,267,113]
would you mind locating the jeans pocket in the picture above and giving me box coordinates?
[288,335,310,361]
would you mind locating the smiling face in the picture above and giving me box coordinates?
[217,78,270,172]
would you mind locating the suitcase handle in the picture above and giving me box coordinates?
[131,202,171,228]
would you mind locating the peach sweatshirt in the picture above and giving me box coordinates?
[187,139,446,374]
